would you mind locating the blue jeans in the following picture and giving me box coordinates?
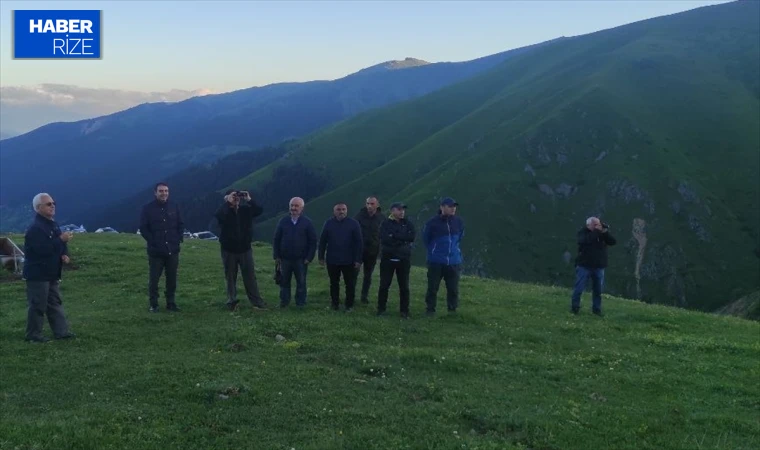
[571,266,605,312]
[279,259,308,307]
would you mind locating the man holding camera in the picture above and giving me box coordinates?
[215,189,267,311]
[571,217,617,316]
[139,182,184,313]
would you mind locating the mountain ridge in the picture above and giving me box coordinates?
[0,38,562,231]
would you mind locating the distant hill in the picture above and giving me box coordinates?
[224,0,759,312]
[0,40,561,232]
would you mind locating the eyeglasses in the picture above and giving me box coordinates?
[44,202,56,207]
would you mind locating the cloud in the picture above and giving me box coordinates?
[0,84,215,136]
[0,84,214,107]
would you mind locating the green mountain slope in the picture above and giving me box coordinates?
[231,0,760,312]
[0,234,758,449]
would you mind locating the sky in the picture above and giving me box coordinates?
[0,0,732,94]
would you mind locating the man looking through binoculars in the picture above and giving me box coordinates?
[215,189,268,311]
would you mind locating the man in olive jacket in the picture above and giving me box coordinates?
[139,182,184,313]
[354,196,383,303]
[23,193,77,342]
[215,189,267,311]
[376,202,416,318]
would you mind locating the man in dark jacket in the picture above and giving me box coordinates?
[215,189,267,311]
[423,197,465,315]
[273,197,318,308]
[354,196,383,304]
[139,182,184,312]
[376,202,416,318]
[23,193,76,342]
[571,216,617,315]
[319,202,363,311]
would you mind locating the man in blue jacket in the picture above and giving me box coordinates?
[423,197,464,315]
[318,202,363,312]
[273,197,317,308]
[139,182,185,313]
[23,193,76,342]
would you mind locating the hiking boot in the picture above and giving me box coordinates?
[400,312,410,319]
[149,306,159,313]
[166,304,181,312]
[227,302,239,311]
[26,336,50,343]
[55,332,76,340]
[592,309,604,317]
[251,300,268,310]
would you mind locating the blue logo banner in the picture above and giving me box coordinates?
[13,10,102,59]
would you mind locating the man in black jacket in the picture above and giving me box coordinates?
[354,196,383,304]
[376,202,416,318]
[571,216,617,315]
[23,193,76,342]
[319,202,363,312]
[139,182,184,313]
[215,189,267,311]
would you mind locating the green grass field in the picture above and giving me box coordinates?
[1,234,758,450]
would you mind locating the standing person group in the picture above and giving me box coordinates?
[19,182,618,342]
[271,196,465,317]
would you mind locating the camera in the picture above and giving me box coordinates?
[601,221,610,229]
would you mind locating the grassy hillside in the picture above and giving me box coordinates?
[0,234,758,449]
[230,0,760,312]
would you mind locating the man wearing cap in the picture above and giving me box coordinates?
[318,202,363,312]
[376,202,416,318]
[422,197,464,315]
[354,196,383,304]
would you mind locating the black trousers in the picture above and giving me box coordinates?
[327,264,357,309]
[377,258,411,314]
[148,253,179,308]
[357,251,378,301]
[424,263,461,312]
[221,248,263,306]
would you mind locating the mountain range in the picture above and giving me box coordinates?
[1,0,758,314]
[0,38,560,231]
[0,84,214,137]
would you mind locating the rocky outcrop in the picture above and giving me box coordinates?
[631,218,648,299]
